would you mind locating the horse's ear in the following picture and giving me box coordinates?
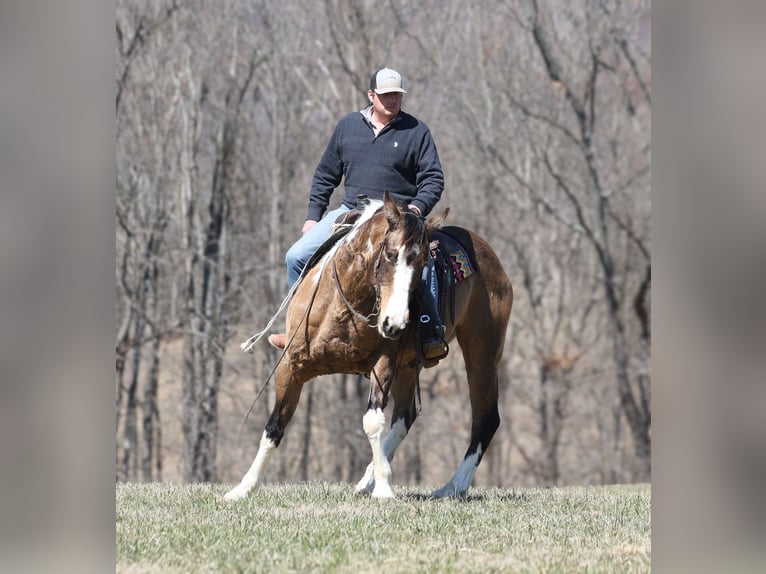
[382,191,401,226]
[426,207,450,235]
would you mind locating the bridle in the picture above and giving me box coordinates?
[332,211,426,330]
[332,243,383,329]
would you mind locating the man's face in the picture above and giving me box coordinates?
[369,90,402,121]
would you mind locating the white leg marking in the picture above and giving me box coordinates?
[355,418,408,493]
[224,432,277,501]
[380,247,413,336]
[361,408,395,499]
[432,445,483,498]
[383,418,409,458]
[355,462,376,494]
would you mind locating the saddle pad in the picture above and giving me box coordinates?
[431,229,476,283]
[448,247,475,282]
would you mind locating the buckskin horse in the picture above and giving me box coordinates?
[225,192,513,500]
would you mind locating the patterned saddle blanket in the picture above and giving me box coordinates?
[428,227,478,325]
[431,228,476,284]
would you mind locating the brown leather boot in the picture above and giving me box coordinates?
[423,340,449,365]
[268,333,287,350]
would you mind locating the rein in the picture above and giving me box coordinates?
[332,242,384,328]
[332,210,425,329]
[241,208,429,439]
[239,261,326,442]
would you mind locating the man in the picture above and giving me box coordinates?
[269,67,448,363]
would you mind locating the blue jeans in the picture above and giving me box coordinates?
[285,205,351,288]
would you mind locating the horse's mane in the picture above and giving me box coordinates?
[239,199,414,354]
[302,200,386,283]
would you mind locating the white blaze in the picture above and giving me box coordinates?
[381,246,413,334]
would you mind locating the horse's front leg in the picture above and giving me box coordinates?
[224,366,306,501]
[358,354,397,499]
[355,364,418,495]
[354,416,408,495]
[224,431,277,501]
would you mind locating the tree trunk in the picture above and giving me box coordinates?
[182,78,238,482]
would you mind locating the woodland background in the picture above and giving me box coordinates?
[116,0,651,489]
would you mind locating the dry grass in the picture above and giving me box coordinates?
[117,481,650,573]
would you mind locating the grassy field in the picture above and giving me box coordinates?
[116,482,650,573]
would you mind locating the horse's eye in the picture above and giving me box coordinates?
[384,249,397,263]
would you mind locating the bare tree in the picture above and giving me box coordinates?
[434,0,651,480]
[116,0,650,487]
[522,0,651,478]
[116,0,181,481]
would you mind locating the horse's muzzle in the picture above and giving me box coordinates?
[380,312,409,339]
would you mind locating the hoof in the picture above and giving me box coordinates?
[354,464,375,494]
[354,481,374,495]
[224,485,249,501]
[371,483,395,499]
[431,482,465,499]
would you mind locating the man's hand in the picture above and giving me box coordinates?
[407,204,422,217]
[302,220,318,234]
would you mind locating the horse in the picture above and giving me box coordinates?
[225,192,513,500]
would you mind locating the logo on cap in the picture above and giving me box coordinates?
[371,68,407,94]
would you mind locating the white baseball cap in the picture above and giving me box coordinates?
[369,68,407,94]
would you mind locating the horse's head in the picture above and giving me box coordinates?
[372,192,448,340]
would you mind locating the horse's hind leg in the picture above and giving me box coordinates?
[432,360,500,498]
[224,368,306,501]
[355,365,418,494]
[432,320,505,498]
